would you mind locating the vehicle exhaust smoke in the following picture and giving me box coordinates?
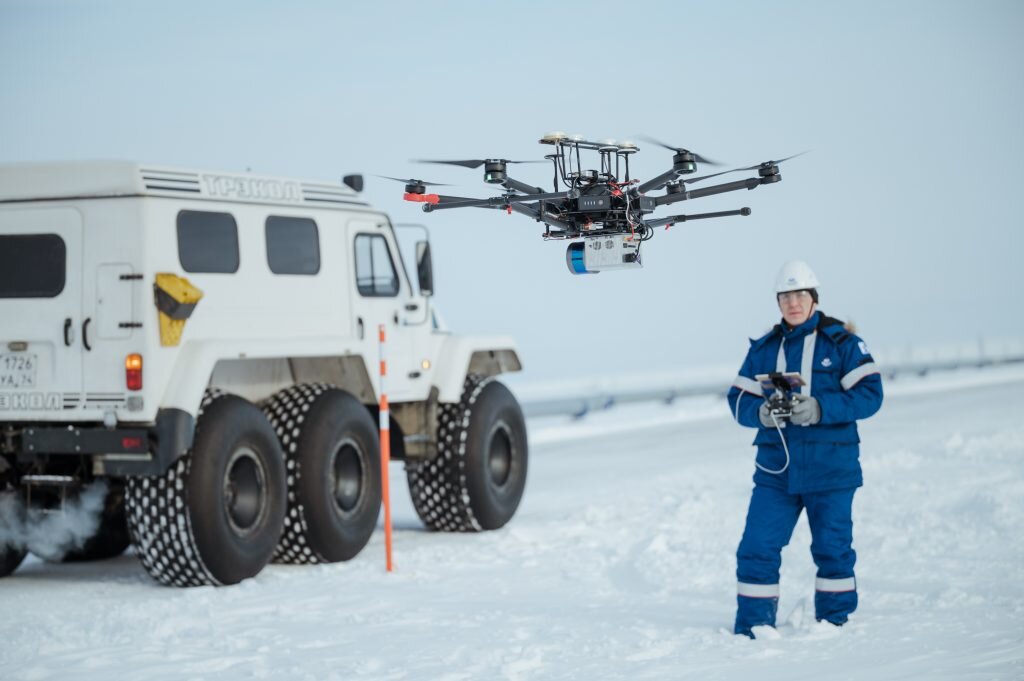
[0,481,108,561]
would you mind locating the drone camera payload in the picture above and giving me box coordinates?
[566,234,643,275]
[389,134,802,274]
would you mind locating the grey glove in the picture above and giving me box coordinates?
[758,402,775,428]
[789,394,821,426]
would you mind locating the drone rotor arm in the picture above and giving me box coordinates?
[687,176,770,200]
[422,197,507,212]
[421,189,570,213]
[645,207,752,229]
[506,190,571,205]
[403,192,482,205]
[654,176,769,207]
[502,176,547,195]
[435,193,489,204]
[637,168,682,194]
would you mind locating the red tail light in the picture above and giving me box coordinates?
[126,354,143,391]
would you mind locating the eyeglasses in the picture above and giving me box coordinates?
[777,290,812,303]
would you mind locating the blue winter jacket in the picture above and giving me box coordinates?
[727,311,883,494]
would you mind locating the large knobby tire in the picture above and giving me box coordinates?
[408,376,528,531]
[263,384,382,564]
[125,392,287,586]
[61,482,131,562]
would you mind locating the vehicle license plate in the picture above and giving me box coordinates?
[0,353,37,389]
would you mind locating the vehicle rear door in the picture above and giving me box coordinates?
[0,207,84,416]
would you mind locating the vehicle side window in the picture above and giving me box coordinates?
[0,234,66,298]
[177,210,239,273]
[354,234,398,297]
[266,216,320,275]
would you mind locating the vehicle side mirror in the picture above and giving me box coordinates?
[416,241,433,297]
[343,174,364,192]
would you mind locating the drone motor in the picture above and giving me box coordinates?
[484,160,508,184]
[672,150,697,175]
[758,163,781,183]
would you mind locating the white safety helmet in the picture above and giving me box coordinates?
[775,259,820,295]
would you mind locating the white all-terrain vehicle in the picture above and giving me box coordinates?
[0,162,527,586]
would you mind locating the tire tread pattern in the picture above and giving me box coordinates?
[407,375,491,532]
[261,383,331,564]
[125,389,226,587]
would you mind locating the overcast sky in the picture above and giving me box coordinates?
[2,0,1021,381]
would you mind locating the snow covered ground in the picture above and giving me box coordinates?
[2,365,1023,680]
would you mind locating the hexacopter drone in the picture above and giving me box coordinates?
[388,133,802,274]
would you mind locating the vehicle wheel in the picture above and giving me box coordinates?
[263,384,382,563]
[1,489,27,577]
[407,376,528,531]
[61,482,131,562]
[125,392,287,586]
[1,545,26,577]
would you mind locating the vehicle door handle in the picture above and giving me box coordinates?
[82,318,92,351]
[405,303,419,312]
[357,317,364,340]
[64,318,74,346]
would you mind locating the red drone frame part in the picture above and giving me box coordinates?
[403,192,440,204]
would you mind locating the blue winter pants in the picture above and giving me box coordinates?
[734,485,858,636]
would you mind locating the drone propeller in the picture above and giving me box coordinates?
[413,158,545,169]
[377,174,473,205]
[727,151,808,173]
[376,174,452,187]
[681,152,809,185]
[677,168,739,185]
[637,135,722,166]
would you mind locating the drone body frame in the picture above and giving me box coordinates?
[394,134,800,274]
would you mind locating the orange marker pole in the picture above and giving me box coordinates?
[378,324,394,572]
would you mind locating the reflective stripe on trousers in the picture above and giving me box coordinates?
[816,576,856,593]
[737,582,779,599]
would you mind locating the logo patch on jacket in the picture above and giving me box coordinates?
[821,357,832,368]
[858,341,869,355]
